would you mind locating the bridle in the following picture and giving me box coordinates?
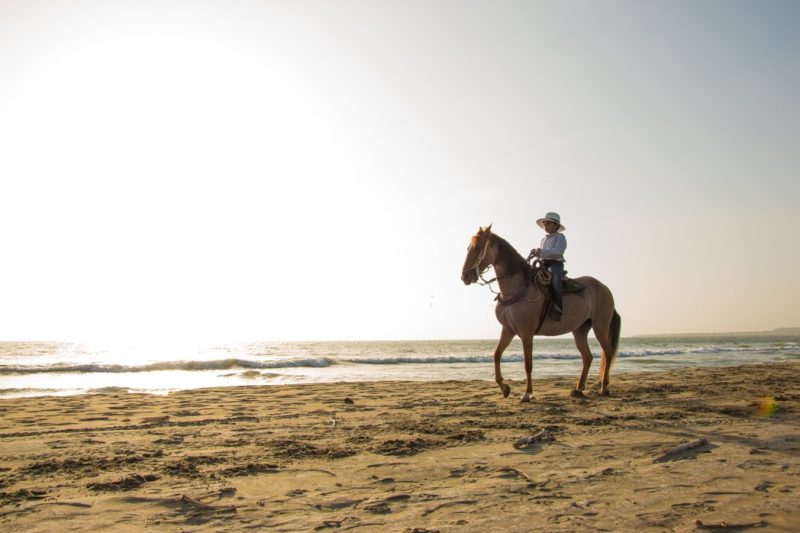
[463,233,544,305]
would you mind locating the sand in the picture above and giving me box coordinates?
[1,362,799,532]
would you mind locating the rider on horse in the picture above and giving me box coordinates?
[531,212,566,320]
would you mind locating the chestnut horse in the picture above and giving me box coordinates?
[461,225,621,401]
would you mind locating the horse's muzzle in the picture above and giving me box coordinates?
[461,270,477,285]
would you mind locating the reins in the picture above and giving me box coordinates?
[527,256,554,332]
[466,235,551,305]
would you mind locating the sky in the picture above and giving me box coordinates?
[1,0,799,342]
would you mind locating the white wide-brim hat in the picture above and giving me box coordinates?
[536,212,565,232]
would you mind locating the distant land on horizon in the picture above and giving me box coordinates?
[633,327,800,338]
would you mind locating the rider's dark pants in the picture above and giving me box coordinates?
[544,260,564,312]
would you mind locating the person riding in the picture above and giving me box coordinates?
[531,212,566,320]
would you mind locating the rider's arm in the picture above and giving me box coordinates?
[539,234,566,261]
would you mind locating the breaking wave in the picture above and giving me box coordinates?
[2,344,795,376]
[340,344,790,365]
[0,358,332,375]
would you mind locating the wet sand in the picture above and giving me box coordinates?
[1,362,799,532]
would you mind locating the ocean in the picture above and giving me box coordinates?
[1,336,798,399]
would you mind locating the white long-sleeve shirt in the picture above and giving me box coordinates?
[540,233,567,261]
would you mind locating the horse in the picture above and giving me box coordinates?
[461,225,621,402]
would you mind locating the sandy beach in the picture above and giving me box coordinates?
[1,361,798,532]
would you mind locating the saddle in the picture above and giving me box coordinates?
[526,261,585,293]
[526,260,585,330]
[562,277,585,293]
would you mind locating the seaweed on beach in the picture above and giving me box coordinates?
[24,454,146,475]
[87,473,160,492]
[217,463,280,477]
[446,430,486,443]
[373,438,445,456]
[163,455,227,478]
[265,438,356,460]
[0,488,48,507]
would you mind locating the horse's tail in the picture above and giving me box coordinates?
[608,310,621,367]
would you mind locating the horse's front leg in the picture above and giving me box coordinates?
[520,335,534,403]
[493,328,514,398]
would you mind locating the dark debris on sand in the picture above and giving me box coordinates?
[163,455,228,478]
[265,438,356,460]
[87,473,160,492]
[218,463,280,477]
[24,454,147,475]
[0,488,48,506]
[373,438,444,456]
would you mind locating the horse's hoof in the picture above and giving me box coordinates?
[502,384,511,398]
[599,388,611,397]
[570,389,585,398]
[520,392,531,403]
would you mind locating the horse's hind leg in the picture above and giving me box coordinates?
[571,320,593,397]
[594,325,613,396]
[493,328,514,398]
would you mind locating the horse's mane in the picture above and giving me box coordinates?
[489,233,529,275]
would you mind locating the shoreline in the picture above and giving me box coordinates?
[2,361,799,531]
[3,335,797,400]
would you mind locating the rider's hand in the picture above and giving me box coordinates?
[532,248,541,257]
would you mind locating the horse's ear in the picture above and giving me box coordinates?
[486,223,492,234]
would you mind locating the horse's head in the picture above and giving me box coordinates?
[461,224,495,285]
